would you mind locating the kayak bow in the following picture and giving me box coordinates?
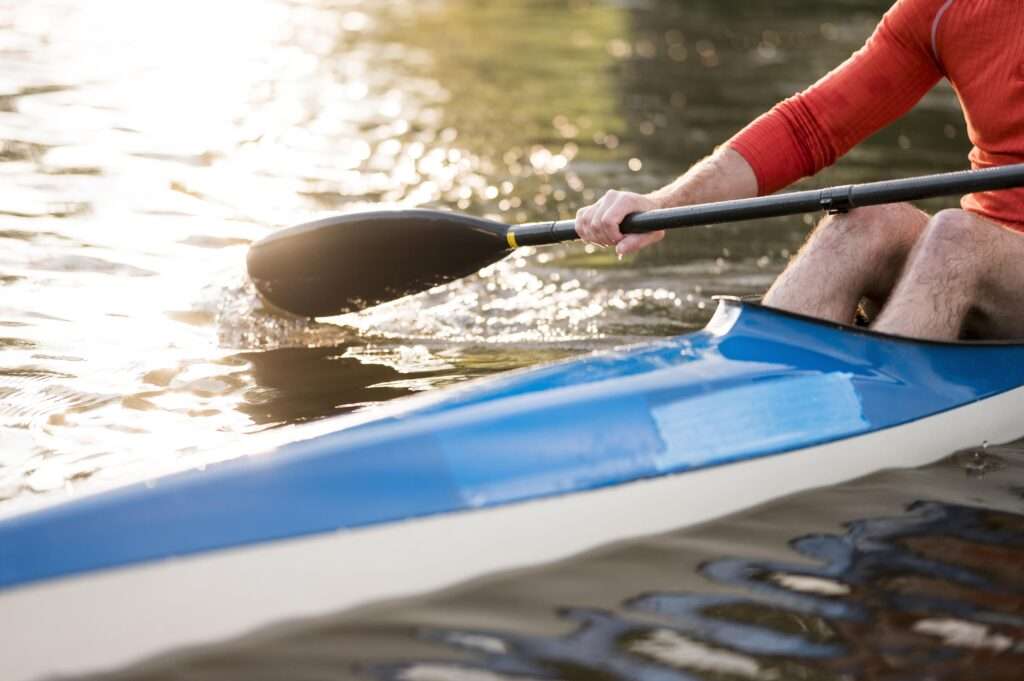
[3,298,1024,680]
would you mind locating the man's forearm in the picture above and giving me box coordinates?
[574,145,760,254]
[645,146,758,209]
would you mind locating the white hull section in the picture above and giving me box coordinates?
[5,385,1024,681]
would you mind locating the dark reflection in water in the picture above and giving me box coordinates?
[235,342,580,427]
[237,346,422,425]
[95,446,1024,681]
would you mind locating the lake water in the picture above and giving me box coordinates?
[3,0,1020,677]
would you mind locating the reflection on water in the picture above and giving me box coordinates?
[236,340,580,427]
[90,446,1024,680]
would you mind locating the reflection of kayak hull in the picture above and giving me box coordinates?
[4,298,1024,680]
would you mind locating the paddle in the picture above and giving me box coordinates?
[247,163,1024,317]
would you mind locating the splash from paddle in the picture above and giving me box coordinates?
[247,164,1024,317]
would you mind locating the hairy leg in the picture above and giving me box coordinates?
[873,209,1024,341]
[763,203,930,324]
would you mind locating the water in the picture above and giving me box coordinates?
[87,445,1024,681]
[3,0,1019,676]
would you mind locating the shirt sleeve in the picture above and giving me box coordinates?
[727,0,945,195]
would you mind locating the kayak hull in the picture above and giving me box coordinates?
[4,298,1024,679]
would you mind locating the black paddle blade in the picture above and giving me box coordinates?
[246,209,511,317]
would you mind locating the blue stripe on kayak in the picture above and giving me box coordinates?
[3,300,1024,590]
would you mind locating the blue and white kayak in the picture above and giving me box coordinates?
[4,297,1024,680]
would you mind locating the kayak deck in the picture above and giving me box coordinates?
[4,298,1024,592]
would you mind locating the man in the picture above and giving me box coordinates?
[574,0,1024,341]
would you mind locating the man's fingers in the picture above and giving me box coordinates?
[595,191,638,246]
[576,201,612,246]
[591,191,621,246]
[575,190,660,249]
[590,207,614,246]
[600,201,636,244]
[615,230,665,256]
[574,205,593,240]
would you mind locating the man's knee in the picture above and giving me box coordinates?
[814,203,926,254]
[820,205,891,236]
[914,209,981,269]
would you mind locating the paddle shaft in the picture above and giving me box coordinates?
[506,163,1024,247]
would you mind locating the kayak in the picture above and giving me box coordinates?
[4,297,1024,680]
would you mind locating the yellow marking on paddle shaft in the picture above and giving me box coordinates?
[506,230,518,249]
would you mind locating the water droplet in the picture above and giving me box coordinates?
[953,445,1005,478]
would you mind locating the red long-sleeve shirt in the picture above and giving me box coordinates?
[728,0,1024,229]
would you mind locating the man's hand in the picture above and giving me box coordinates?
[574,148,758,258]
[574,190,664,257]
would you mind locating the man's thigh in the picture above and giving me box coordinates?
[960,212,1024,339]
